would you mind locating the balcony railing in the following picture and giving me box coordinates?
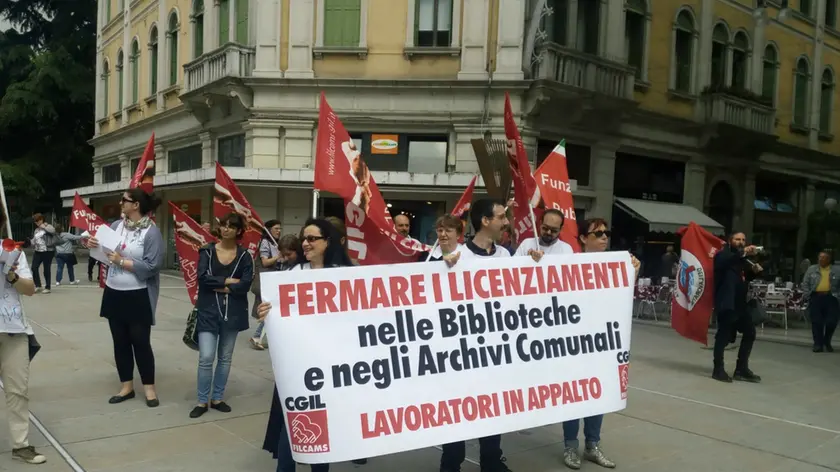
[702,92,775,135]
[183,43,256,93]
[532,42,635,100]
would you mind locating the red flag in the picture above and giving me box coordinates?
[170,202,218,305]
[503,92,539,244]
[131,134,156,194]
[70,193,106,233]
[533,140,579,252]
[451,176,477,244]
[671,222,726,345]
[314,92,430,264]
[214,162,264,259]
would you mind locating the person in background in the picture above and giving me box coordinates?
[498,224,515,255]
[249,220,282,350]
[418,214,464,262]
[661,244,679,280]
[0,208,46,464]
[394,214,411,237]
[87,188,164,407]
[250,233,300,351]
[88,254,101,283]
[801,250,840,352]
[191,212,253,418]
[54,224,83,286]
[326,216,354,264]
[201,222,212,234]
[29,214,56,294]
[257,218,356,471]
[514,209,574,258]
[562,218,639,470]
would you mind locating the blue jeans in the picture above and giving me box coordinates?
[197,329,238,404]
[562,415,603,449]
[56,254,75,284]
[253,321,264,338]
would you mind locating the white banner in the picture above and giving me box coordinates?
[263,252,635,463]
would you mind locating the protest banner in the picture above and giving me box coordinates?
[262,251,635,463]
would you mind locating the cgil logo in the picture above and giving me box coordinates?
[287,409,331,453]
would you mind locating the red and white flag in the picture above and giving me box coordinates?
[131,133,156,194]
[170,202,218,305]
[451,175,477,243]
[672,222,725,345]
[69,193,110,288]
[533,140,579,252]
[314,92,430,265]
[503,92,541,244]
[214,162,265,259]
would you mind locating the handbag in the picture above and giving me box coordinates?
[746,299,768,326]
[182,308,199,351]
[28,335,41,361]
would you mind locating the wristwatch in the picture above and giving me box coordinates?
[119,259,125,268]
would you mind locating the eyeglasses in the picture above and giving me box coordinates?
[541,225,562,234]
[588,230,612,238]
[120,197,136,204]
[302,235,326,243]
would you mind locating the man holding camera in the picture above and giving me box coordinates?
[712,232,763,383]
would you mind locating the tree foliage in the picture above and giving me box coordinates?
[0,0,97,212]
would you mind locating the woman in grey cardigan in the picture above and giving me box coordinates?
[54,223,83,286]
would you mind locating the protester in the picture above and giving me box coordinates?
[0,209,46,464]
[661,244,679,279]
[191,212,254,418]
[87,188,164,407]
[514,209,574,258]
[801,250,839,352]
[418,214,465,262]
[712,232,763,383]
[394,214,411,237]
[250,219,282,350]
[257,218,354,471]
[54,224,83,286]
[29,213,56,294]
[561,217,640,470]
[88,254,101,282]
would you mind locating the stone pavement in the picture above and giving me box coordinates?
[0,266,838,471]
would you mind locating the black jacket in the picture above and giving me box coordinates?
[196,243,254,334]
[713,246,759,313]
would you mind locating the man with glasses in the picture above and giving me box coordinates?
[514,209,573,259]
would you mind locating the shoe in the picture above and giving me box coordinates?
[584,444,616,468]
[190,405,209,418]
[70,280,79,285]
[814,345,824,352]
[108,391,136,404]
[13,446,46,464]
[35,288,42,293]
[563,448,581,469]
[480,459,512,472]
[146,397,160,408]
[826,344,834,353]
[42,289,50,294]
[54,282,60,286]
[210,401,231,413]
[712,365,732,383]
[351,458,368,464]
[733,368,761,383]
[249,338,265,350]
[88,276,93,282]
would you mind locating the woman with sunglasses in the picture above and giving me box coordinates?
[86,189,164,407]
[256,218,356,472]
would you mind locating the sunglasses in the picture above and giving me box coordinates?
[302,235,326,243]
[588,230,612,238]
[120,197,136,204]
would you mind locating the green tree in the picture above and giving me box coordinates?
[0,0,97,212]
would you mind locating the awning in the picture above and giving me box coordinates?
[614,198,725,235]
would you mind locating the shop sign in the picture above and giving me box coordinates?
[371,134,399,155]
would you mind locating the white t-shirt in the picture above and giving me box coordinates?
[0,253,34,334]
[427,244,466,260]
[106,221,152,291]
[459,242,510,260]
[514,238,575,257]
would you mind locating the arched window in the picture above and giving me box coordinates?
[625,0,647,79]
[820,68,835,133]
[150,26,159,95]
[710,23,729,88]
[102,59,111,117]
[168,11,180,86]
[193,0,205,58]
[793,57,811,127]
[731,32,749,90]
[672,10,695,93]
[761,44,779,104]
[130,39,140,104]
[116,50,124,110]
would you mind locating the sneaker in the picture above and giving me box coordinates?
[583,444,615,468]
[70,280,79,285]
[13,446,46,464]
[733,367,761,383]
[563,448,581,469]
[35,288,42,293]
[42,289,50,294]
[54,282,60,286]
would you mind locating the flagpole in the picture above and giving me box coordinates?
[425,241,439,262]
[312,189,320,218]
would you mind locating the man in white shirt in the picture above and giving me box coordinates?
[0,253,46,464]
[514,209,574,258]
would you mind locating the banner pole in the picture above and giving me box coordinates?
[0,173,12,237]
[425,241,439,262]
[312,189,320,218]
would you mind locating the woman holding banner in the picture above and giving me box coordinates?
[190,212,254,418]
[418,214,465,262]
[87,188,164,408]
[256,218,361,471]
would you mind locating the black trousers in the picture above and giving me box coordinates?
[108,317,156,384]
[31,251,54,289]
[440,435,503,470]
[809,293,839,348]
[713,309,756,368]
[88,257,100,279]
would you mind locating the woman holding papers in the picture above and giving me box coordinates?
[86,188,164,408]
[256,218,357,472]
[190,212,254,418]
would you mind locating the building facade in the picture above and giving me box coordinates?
[63,0,840,279]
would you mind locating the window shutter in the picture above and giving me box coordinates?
[132,59,138,103]
[235,0,249,44]
[170,34,178,85]
[118,69,123,109]
[151,44,158,94]
[343,0,361,47]
[324,0,361,47]
[195,18,204,57]
[104,75,109,115]
[219,0,230,45]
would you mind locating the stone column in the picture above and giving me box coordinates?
[200,131,214,167]
[458,0,489,80]
[737,170,756,239]
[751,16,766,94]
[94,0,104,135]
[156,0,166,106]
[280,120,316,170]
[566,0,579,47]
[451,125,487,174]
[121,0,131,126]
[205,0,218,52]
[93,163,103,185]
[809,0,826,149]
[493,0,524,80]
[603,0,625,61]
[796,182,816,278]
[244,119,282,168]
[253,0,282,77]
[694,0,714,120]
[286,0,314,79]
[683,162,707,211]
[118,154,131,182]
[589,145,617,225]
[155,144,167,176]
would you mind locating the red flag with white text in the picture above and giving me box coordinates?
[70,193,106,233]
[170,202,218,305]
[314,92,430,264]
[533,140,579,252]
[214,162,264,259]
[671,222,726,345]
[503,92,539,243]
[451,175,477,243]
[130,133,156,194]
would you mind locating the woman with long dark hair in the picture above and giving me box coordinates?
[87,188,164,407]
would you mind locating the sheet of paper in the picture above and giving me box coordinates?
[90,224,120,265]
